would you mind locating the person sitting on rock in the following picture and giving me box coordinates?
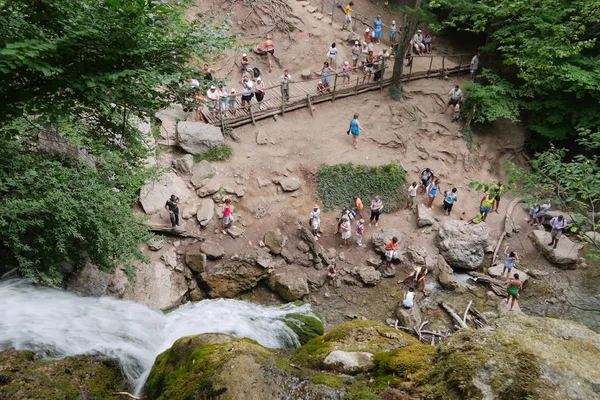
[548,215,568,249]
[467,208,486,224]
[533,199,552,226]
[506,273,523,311]
[526,202,541,224]
[502,246,520,278]
[403,288,415,308]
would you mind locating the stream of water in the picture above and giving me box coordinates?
[0,279,318,393]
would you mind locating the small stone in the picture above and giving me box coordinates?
[297,241,310,252]
[200,240,225,259]
[256,131,268,145]
[227,226,245,238]
[147,237,164,251]
[338,252,346,261]
[259,240,265,247]
[173,241,180,248]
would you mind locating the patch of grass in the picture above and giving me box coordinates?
[461,127,473,151]
[288,24,296,32]
[317,162,406,211]
[193,144,232,163]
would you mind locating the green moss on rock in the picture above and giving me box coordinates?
[0,349,129,400]
[292,320,418,369]
[373,343,435,387]
[283,312,324,345]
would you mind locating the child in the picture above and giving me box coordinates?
[327,43,338,70]
[405,181,418,209]
[228,88,237,115]
[389,21,397,48]
[219,85,228,114]
[503,246,520,278]
[317,81,326,94]
[355,218,365,246]
[452,102,461,122]
[310,205,321,240]
[222,198,233,231]
[327,263,338,283]
[342,61,351,84]
[467,208,485,224]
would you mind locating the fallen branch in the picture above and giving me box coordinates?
[469,306,488,325]
[462,300,472,326]
[112,393,144,400]
[491,198,524,265]
[468,272,508,297]
[440,302,468,329]
[144,222,203,239]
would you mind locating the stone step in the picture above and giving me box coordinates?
[306,5,318,13]
[314,12,324,20]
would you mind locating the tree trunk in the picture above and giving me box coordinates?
[390,0,423,100]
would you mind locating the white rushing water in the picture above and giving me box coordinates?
[0,279,318,393]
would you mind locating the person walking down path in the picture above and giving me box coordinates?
[310,204,321,240]
[342,61,351,84]
[321,61,336,90]
[443,188,458,216]
[470,51,480,81]
[479,193,494,221]
[355,218,365,246]
[280,70,292,101]
[348,113,364,149]
[165,194,180,228]
[405,182,418,210]
[384,236,399,277]
[373,15,386,44]
[327,43,338,70]
[353,195,364,218]
[419,168,434,196]
[369,196,384,226]
[503,246,520,278]
[264,36,275,73]
[441,85,462,114]
[491,181,505,213]
[402,288,415,308]
[340,216,352,247]
[426,179,440,209]
[548,215,568,249]
[506,273,523,311]
[343,2,354,31]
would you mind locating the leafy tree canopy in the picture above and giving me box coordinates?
[0,0,235,284]
[430,0,600,144]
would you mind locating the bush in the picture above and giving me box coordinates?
[317,162,405,211]
[193,145,232,163]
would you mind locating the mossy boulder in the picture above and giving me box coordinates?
[427,314,600,400]
[0,349,129,400]
[373,343,436,387]
[282,312,324,346]
[292,320,418,369]
[144,333,345,400]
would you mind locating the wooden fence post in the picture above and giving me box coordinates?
[458,55,463,75]
[355,76,359,95]
[280,84,286,115]
[332,73,338,101]
[428,56,433,78]
[441,56,445,78]
[307,94,314,117]
[408,59,413,82]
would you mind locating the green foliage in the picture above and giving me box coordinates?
[0,139,152,286]
[462,70,521,125]
[192,144,233,162]
[506,129,600,253]
[430,0,600,145]
[317,162,406,211]
[282,313,325,346]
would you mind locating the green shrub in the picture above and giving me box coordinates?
[317,162,405,211]
[193,144,232,162]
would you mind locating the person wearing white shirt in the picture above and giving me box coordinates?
[412,29,425,55]
[280,70,292,101]
[441,85,463,114]
[470,51,480,80]
[206,85,220,115]
[240,76,254,107]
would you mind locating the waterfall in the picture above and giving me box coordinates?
[0,279,318,393]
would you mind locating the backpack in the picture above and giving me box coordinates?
[253,67,261,78]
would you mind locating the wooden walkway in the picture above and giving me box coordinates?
[203,55,471,128]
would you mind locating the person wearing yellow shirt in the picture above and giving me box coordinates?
[491,181,505,214]
[480,193,494,221]
[343,2,354,31]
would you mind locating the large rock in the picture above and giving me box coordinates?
[417,204,434,227]
[395,303,422,328]
[264,230,287,254]
[528,230,580,267]
[405,245,427,265]
[430,314,600,400]
[0,349,130,400]
[298,222,331,265]
[139,172,193,215]
[279,176,301,192]
[190,160,216,188]
[371,228,403,260]
[200,250,274,297]
[323,351,374,374]
[196,178,221,197]
[185,251,207,273]
[429,255,458,290]
[351,266,381,285]
[176,121,224,155]
[123,261,189,310]
[66,259,110,297]
[267,267,309,301]
[488,263,529,283]
[160,249,178,269]
[201,240,225,259]
[171,154,194,174]
[196,198,215,228]
[585,231,599,244]
[437,220,489,270]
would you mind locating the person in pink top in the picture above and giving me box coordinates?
[222,198,233,231]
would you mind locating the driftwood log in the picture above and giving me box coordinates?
[112,393,143,400]
[491,198,524,265]
[468,271,508,297]
[143,222,203,239]
[440,302,468,329]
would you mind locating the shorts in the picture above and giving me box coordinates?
[421,178,430,187]
[409,196,415,204]
[385,250,397,261]
[241,94,253,102]
[448,98,459,106]
[482,206,491,214]
[352,54,359,60]
[551,229,563,239]
[268,49,275,55]
[365,66,373,72]
[343,72,350,77]
[494,195,501,201]
[361,54,367,62]
[345,15,352,23]
[429,192,437,198]
[312,221,320,230]
[504,263,513,270]
[443,201,454,213]
[390,32,396,37]
[351,130,360,137]
[535,211,547,217]
[255,92,265,102]
[228,100,236,109]
[223,215,233,225]
[342,231,352,240]
[374,29,382,38]
[242,65,252,72]
[220,101,228,110]
[470,69,477,75]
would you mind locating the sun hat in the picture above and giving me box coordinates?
[242,53,247,57]
[365,28,370,32]
[230,88,236,93]
[359,219,365,223]
[257,77,262,81]
[314,204,319,209]
[210,85,216,89]
[355,41,359,45]
[344,61,349,66]
[418,29,422,33]
[392,20,395,24]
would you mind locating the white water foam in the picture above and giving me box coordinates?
[0,279,318,393]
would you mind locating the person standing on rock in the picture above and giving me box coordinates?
[502,246,520,278]
[403,288,415,308]
[348,113,363,149]
[479,193,494,221]
[310,205,321,241]
[369,196,384,226]
[353,195,364,218]
[548,215,568,249]
[356,218,365,246]
[165,194,180,228]
[222,198,233,232]
[443,188,458,216]
[384,236,399,277]
[340,216,352,247]
[506,273,523,311]
[406,181,418,210]
[327,263,338,283]
[426,178,440,209]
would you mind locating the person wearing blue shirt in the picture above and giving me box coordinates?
[427,179,440,209]
[373,15,386,44]
[443,188,458,216]
[349,113,366,149]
